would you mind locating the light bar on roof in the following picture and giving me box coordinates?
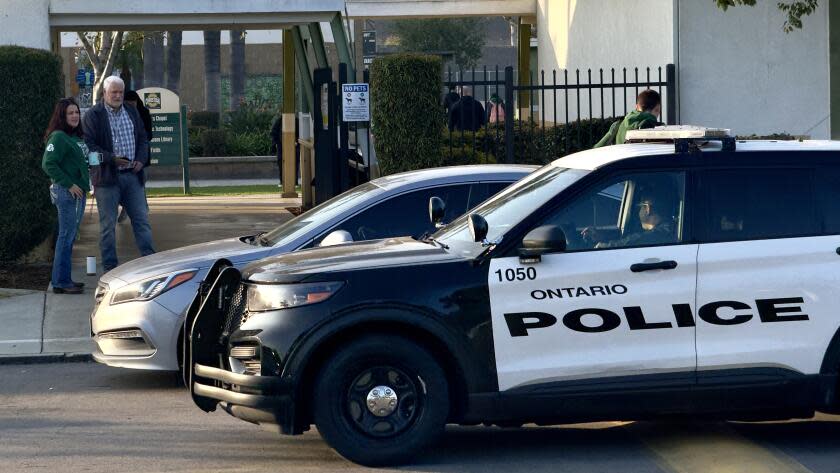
[625,125,731,141]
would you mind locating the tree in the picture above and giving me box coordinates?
[165,31,182,95]
[392,18,486,70]
[230,30,246,111]
[117,32,144,90]
[143,31,165,87]
[77,31,124,104]
[203,31,221,113]
[715,0,818,32]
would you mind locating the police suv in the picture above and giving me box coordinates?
[186,127,840,466]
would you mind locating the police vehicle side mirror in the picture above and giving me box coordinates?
[319,229,354,247]
[429,196,446,228]
[468,213,488,242]
[519,225,567,264]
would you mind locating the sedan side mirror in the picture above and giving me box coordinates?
[429,196,445,228]
[319,229,354,247]
[519,225,567,264]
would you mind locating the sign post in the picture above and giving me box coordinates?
[137,87,189,193]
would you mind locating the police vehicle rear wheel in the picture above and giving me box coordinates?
[313,335,449,466]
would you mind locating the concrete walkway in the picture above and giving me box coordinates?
[0,193,299,362]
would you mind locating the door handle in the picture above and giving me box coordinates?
[630,260,678,272]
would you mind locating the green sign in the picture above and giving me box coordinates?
[138,88,183,166]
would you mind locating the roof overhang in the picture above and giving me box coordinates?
[49,0,343,30]
[345,0,536,18]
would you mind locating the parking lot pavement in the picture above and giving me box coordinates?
[2,361,839,473]
[0,193,299,361]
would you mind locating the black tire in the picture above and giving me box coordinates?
[313,335,449,466]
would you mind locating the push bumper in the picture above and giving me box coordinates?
[192,363,297,431]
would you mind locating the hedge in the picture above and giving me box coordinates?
[0,46,63,262]
[441,117,618,166]
[371,54,443,175]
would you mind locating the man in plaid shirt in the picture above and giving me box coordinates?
[83,76,155,272]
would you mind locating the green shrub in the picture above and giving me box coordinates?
[371,54,443,175]
[225,104,275,134]
[0,46,62,262]
[441,118,618,166]
[187,126,205,157]
[191,111,220,129]
[227,131,272,156]
[736,133,797,140]
[201,129,228,156]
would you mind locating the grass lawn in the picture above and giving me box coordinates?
[147,185,300,197]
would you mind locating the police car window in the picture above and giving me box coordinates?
[542,172,685,250]
[318,184,472,243]
[261,182,382,246]
[701,168,815,242]
[435,166,589,254]
[817,166,840,234]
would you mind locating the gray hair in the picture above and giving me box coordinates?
[103,75,125,92]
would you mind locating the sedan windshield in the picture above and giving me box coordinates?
[260,182,383,246]
[434,165,588,256]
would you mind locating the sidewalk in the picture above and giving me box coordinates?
[0,192,300,362]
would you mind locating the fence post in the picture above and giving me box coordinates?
[666,63,677,125]
[504,66,514,164]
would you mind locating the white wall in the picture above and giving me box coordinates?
[536,0,673,122]
[0,0,51,49]
[677,1,830,138]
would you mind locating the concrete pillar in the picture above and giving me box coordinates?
[0,0,51,50]
[282,29,297,198]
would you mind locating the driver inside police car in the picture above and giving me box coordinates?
[582,191,677,248]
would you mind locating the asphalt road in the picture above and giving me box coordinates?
[1,361,839,473]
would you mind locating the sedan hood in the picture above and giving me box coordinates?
[243,237,458,283]
[102,237,271,285]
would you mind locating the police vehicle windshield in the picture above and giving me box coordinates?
[260,182,382,246]
[434,165,588,256]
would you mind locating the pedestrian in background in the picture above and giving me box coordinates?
[42,98,89,294]
[594,89,662,148]
[83,76,155,272]
[119,90,153,222]
[486,93,505,124]
[448,86,486,132]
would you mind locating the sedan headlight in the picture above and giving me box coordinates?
[110,269,198,305]
[246,282,344,312]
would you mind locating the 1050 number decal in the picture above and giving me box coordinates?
[495,267,537,282]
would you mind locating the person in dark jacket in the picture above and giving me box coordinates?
[42,98,90,294]
[594,89,662,148]
[448,86,486,132]
[443,86,460,113]
[83,76,155,272]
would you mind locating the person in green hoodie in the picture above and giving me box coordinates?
[42,98,90,294]
[594,90,662,148]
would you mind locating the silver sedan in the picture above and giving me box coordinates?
[91,165,535,371]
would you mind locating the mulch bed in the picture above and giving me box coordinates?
[0,263,51,291]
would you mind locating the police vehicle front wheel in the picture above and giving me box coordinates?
[313,335,449,466]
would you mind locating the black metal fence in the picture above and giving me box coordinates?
[442,64,676,165]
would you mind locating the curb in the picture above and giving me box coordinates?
[0,353,93,366]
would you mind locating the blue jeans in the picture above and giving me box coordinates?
[94,172,155,271]
[50,184,85,289]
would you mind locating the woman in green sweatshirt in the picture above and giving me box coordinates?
[42,98,90,294]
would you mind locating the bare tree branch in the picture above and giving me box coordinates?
[76,32,101,71]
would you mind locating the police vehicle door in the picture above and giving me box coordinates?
[489,171,698,391]
[695,167,830,378]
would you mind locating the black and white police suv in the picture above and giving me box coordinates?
[186,127,840,466]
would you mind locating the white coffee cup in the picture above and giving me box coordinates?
[86,256,97,275]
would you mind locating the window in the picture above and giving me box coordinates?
[700,168,816,242]
[318,185,472,244]
[542,171,685,250]
[817,166,840,234]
